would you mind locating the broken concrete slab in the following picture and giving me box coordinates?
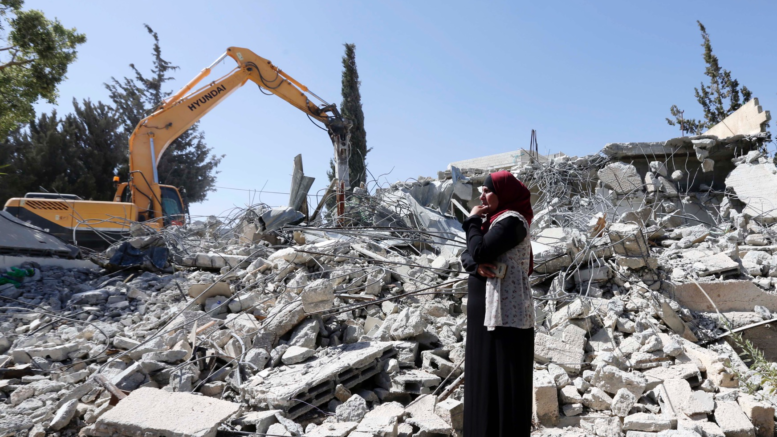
[697,252,740,276]
[714,401,756,437]
[673,280,777,313]
[597,162,643,194]
[608,223,650,257]
[404,394,452,436]
[591,365,647,399]
[301,279,335,313]
[534,333,585,373]
[623,413,672,432]
[188,282,232,305]
[661,379,714,416]
[93,387,240,437]
[738,394,774,437]
[391,369,441,395]
[705,98,771,138]
[726,163,777,223]
[242,342,395,419]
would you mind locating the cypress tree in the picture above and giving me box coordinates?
[328,43,368,188]
[105,25,223,205]
[667,21,752,135]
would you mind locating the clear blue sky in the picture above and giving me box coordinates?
[29,0,777,217]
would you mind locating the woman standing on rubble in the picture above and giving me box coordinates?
[461,170,534,437]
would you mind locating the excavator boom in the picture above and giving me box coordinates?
[128,47,346,224]
[4,47,350,248]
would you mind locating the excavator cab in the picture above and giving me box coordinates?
[113,183,186,226]
[159,186,186,226]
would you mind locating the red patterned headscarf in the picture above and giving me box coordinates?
[481,170,534,274]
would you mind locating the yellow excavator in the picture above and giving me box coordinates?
[3,47,350,249]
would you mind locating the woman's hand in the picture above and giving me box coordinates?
[470,204,489,217]
[477,263,497,278]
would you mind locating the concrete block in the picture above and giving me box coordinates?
[404,394,451,435]
[726,163,777,223]
[301,279,334,313]
[234,410,280,435]
[680,339,738,388]
[608,223,650,257]
[552,323,587,352]
[188,282,231,305]
[611,387,637,417]
[282,346,315,365]
[534,333,584,373]
[268,247,313,264]
[12,342,79,363]
[435,398,463,430]
[678,419,725,437]
[335,395,368,422]
[261,300,306,344]
[550,299,591,327]
[559,385,583,404]
[738,394,774,437]
[390,308,426,340]
[661,379,714,416]
[598,162,643,194]
[355,401,403,436]
[94,387,240,437]
[591,365,647,398]
[562,403,583,416]
[623,413,673,432]
[391,369,441,395]
[49,399,78,431]
[583,387,613,411]
[714,401,755,437]
[533,369,559,426]
[580,415,623,437]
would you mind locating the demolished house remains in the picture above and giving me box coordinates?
[2,99,777,437]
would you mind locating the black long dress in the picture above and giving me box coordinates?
[460,215,534,437]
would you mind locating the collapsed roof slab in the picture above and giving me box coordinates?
[93,387,240,437]
[705,98,771,138]
[601,135,764,192]
[726,163,777,223]
[242,341,396,419]
[673,280,777,313]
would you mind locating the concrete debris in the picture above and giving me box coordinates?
[3,132,777,437]
[598,162,643,194]
[705,97,771,138]
[90,387,240,437]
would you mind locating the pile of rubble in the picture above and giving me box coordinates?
[3,123,777,437]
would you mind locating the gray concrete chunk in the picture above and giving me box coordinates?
[714,401,755,437]
[94,387,240,437]
[598,162,643,194]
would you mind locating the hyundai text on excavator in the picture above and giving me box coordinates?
[3,47,351,249]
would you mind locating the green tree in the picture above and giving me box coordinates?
[64,99,126,200]
[667,21,752,135]
[328,43,369,188]
[105,25,222,204]
[0,0,85,137]
[0,99,125,204]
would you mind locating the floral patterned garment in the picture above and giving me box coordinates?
[484,211,534,330]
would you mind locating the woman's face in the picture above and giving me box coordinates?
[480,187,499,214]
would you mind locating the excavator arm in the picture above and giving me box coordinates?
[126,47,349,225]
